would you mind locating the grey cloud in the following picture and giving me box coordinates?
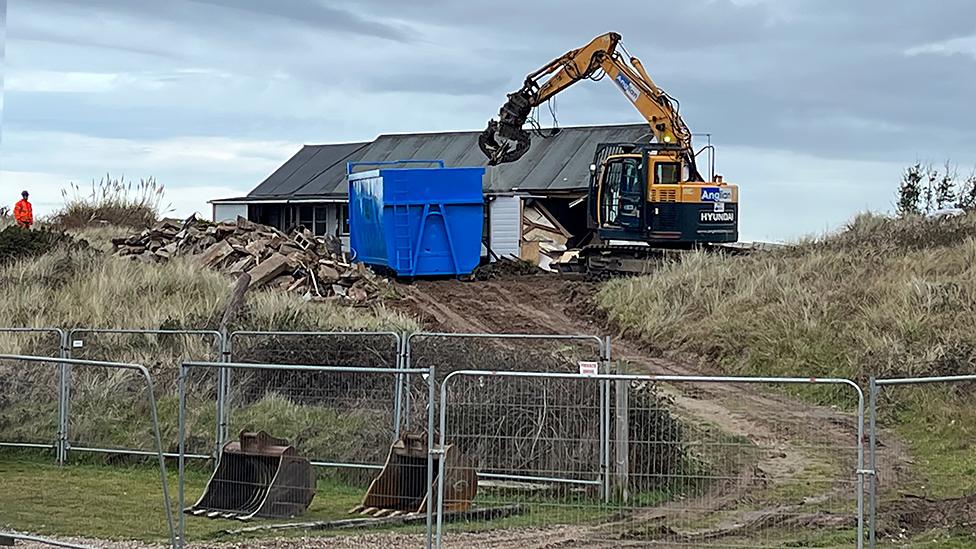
[26,0,419,45]
[9,0,976,166]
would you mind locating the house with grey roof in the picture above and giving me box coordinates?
[210,123,651,256]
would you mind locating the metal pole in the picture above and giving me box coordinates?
[435,374,449,549]
[215,333,231,459]
[614,379,630,502]
[0,532,96,549]
[868,377,878,549]
[601,336,612,502]
[57,329,69,466]
[138,367,178,549]
[424,366,436,549]
[855,383,865,549]
[393,333,405,440]
[404,335,414,432]
[177,365,187,549]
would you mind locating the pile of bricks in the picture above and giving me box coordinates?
[112,215,388,302]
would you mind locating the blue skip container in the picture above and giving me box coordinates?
[347,160,485,277]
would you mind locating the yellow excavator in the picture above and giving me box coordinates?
[480,32,740,274]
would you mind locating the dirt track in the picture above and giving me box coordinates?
[390,274,880,545]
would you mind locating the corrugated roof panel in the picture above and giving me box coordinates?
[546,125,652,190]
[248,145,320,197]
[251,142,368,197]
[295,144,371,196]
[281,142,367,195]
[247,123,651,200]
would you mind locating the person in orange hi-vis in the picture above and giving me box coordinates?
[14,191,33,229]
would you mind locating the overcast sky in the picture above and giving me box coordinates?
[3,0,975,241]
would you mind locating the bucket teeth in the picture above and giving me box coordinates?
[185,431,316,521]
[355,434,478,517]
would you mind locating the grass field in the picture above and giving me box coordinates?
[0,452,364,542]
[0,451,623,544]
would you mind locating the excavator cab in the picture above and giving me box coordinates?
[588,143,738,245]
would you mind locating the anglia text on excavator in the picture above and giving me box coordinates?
[479,32,740,275]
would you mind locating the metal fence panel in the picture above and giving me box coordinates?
[436,371,866,549]
[177,360,434,549]
[0,329,66,458]
[227,331,402,448]
[0,354,175,549]
[408,332,611,492]
[869,375,976,548]
[64,329,222,459]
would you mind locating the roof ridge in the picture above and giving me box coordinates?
[373,122,647,139]
[302,141,372,148]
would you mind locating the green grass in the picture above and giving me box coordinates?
[0,452,364,542]
[0,452,633,543]
[887,395,976,498]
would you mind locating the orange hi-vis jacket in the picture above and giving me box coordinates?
[14,198,33,227]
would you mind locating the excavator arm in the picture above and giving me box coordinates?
[479,32,701,180]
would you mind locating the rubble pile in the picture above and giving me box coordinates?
[112,215,388,302]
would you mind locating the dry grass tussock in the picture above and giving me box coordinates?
[599,213,976,388]
[0,227,416,457]
[0,233,416,355]
[52,175,169,229]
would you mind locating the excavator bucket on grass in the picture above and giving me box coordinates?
[187,431,316,521]
[351,433,477,518]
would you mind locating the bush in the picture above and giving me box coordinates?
[0,225,82,265]
[53,175,170,229]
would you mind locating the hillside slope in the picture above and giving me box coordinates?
[599,213,976,384]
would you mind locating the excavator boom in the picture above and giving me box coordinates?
[479,32,700,179]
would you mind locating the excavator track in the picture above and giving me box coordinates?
[556,242,753,279]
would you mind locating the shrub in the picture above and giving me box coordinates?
[53,175,171,229]
[0,225,82,265]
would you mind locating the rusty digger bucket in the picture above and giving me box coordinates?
[187,431,316,520]
[351,433,477,518]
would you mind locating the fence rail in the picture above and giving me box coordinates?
[0,354,176,549]
[867,374,976,548]
[7,325,972,549]
[436,370,867,549]
[176,359,437,549]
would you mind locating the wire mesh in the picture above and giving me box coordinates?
[436,372,864,549]
[178,361,434,547]
[0,330,64,452]
[0,355,176,548]
[226,332,404,465]
[870,378,976,547]
[407,333,609,471]
[64,329,221,457]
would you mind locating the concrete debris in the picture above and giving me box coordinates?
[112,215,388,302]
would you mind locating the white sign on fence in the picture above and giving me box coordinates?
[578,361,599,376]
